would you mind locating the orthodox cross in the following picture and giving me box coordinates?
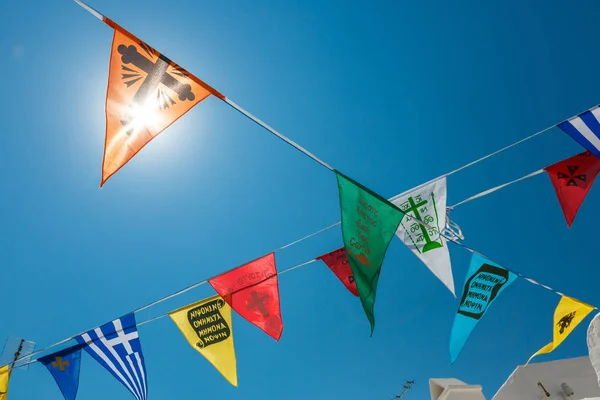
[246,291,270,318]
[117,42,196,130]
[402,196,442,253]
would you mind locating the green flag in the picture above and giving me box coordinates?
[335,171,404,335]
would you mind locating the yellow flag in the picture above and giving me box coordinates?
[0,364,10,400]
[527,296,594,365]
[169,295,238,386]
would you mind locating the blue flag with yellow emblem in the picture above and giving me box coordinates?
[40,344,83,400]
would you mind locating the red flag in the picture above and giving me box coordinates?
[545,151,600,227]
[208,253,282,341]
[317,248,358,297]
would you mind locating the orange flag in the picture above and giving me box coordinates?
[100,19,223,186]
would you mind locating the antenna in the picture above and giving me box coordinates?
[392,380,415,399]
[0,337,36,371]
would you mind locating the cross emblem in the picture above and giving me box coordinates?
[558,165,587,187]
[103,319,139,356]
[246,291,270,318]
[117,41,196,131]
[52,356,70,372]
[402,196,442,253]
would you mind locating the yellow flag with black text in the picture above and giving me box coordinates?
[0,364,10,400]
[169,295,238,386]
[527,296,594,365]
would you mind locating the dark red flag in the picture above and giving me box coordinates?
[317,248,359,297]
[208,253,283,341]
[545,151,600,227]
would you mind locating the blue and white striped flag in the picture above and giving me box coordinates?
[558,106,600,158]
[76,314,147,400]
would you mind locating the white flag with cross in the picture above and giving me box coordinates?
[390,177,455,296]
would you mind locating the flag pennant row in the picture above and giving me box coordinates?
[39,344,83,400]
[336,171,404,335]
[75,313,148,400]
[558,106,600,159]
[0,364,9,400]
[587,313,600,388]
[317,248,358,296]
[208,253,283,341]
[169,295,238,386]
[544,151,600,227]
[390,177,455,296]
[99,19,223,187]
[449,253,517,363]
[527,295,594,365]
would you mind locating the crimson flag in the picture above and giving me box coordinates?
[545,151,600,227]
[208,253,283,341]
[317,248,358,297]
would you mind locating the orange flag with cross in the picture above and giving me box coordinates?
[99,19,223,186]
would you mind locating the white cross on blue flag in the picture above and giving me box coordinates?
[558,106,600,158]
[76,314,148,400]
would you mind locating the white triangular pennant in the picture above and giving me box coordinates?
[390,177,455,295]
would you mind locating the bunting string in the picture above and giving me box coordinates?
[7,149,589,367]
[7,1,600,386]
[449,168,546,208]
[14,259,320,369]
[447,237,598,310]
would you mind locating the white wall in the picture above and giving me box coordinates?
[493,356,600,400]
[430,378,486,400]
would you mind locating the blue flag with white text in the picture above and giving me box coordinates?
[75,313,148,400]
[40,344,83,400]
[449,253,517,363]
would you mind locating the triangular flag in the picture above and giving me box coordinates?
[317,248,359,296]
[0,365,10,400]
[40,345,83,400]
[557,107,600,158]
[99,19,223,186]
[390,177,455,296]
[545,151,600,227]
[169,295,237,386]
[449,253,517,363]
[586,313,600,388]
[75,314,148,400]
[335,171,404,335]
[208,253,283,341]
[527,295,594,365]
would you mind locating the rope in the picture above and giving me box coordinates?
[447,238,597,310]
[13,259,320,368]
[449,169,545,208]
[223,98,334,171]
[444,128,552,177]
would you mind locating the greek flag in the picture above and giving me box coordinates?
[76,314,147,400]
[558,106,600,158]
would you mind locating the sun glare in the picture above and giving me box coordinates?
[127,101,162,134]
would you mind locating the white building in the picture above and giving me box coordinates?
[429,356,600,400]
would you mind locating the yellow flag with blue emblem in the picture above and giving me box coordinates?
[0,364,10,400]
[527,295,594,365]
[169,295,238,386]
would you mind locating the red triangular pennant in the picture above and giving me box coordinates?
[208,253,283,341]
[317,248,359,297]
[545,151,600,227]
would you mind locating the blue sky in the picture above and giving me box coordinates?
[2,0,600,398]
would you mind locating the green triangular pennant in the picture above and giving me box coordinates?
[335,171,404,335]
